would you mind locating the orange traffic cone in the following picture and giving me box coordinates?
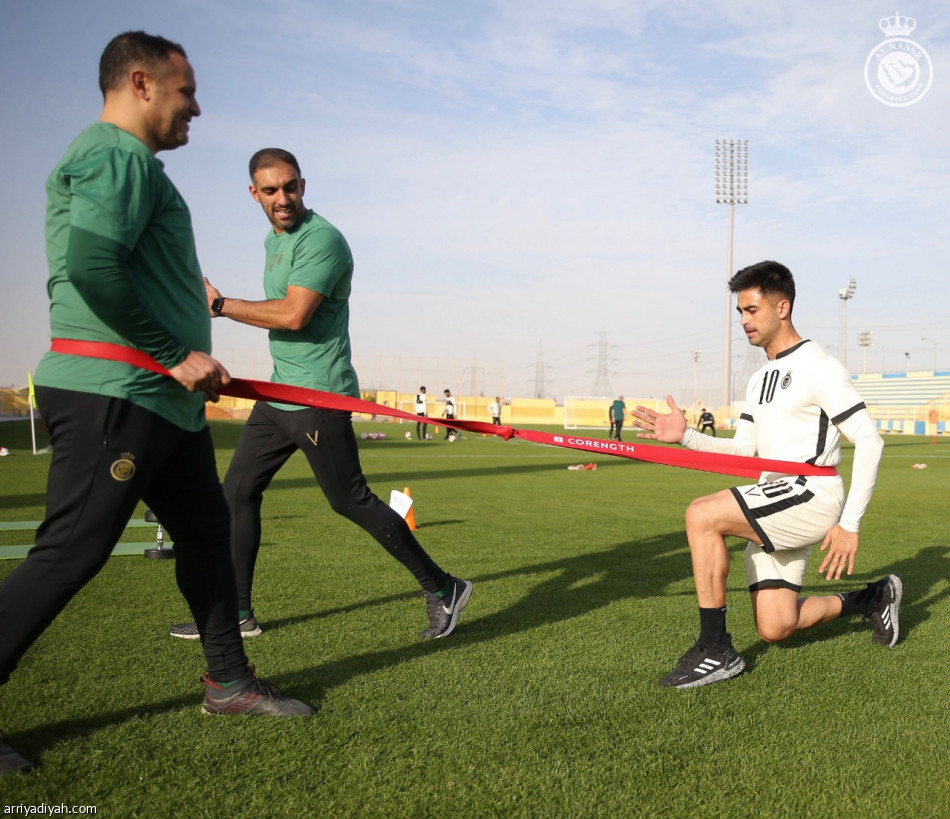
[403,486,418,530]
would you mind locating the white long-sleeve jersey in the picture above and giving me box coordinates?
[680,340,883,532]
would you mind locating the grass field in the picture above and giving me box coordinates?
[1,418,948,817]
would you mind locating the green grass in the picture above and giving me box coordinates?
[1,419,948,816]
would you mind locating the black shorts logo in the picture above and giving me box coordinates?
[110,452,136,482]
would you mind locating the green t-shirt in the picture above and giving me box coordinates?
[34,123,210,431]
[611,400,626,421]
[264,209,359,409]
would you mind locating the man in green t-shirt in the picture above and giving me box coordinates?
[610,396,627,441]
[171,148,471,643]
[1,32,312,776]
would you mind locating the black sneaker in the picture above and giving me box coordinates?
[169,611,262,640]
[659,636,746,689]
[864,575,903,647]
[420,576,472,639]
[201,669,314,716]
[1,731,35,776]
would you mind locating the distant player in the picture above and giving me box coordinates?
[442,388,458,439]
[609,395,626,441]
[415,386,428,440]
[489,396,502,425]
[698,408,716,436]
[631,260,899,688]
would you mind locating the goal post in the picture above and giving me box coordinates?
[563,396,613,430]
[563,396,669,430]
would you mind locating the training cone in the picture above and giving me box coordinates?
[403,486,418,530]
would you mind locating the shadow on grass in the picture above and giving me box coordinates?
[267,457,631,491]
[739,545,950,668]
[6,531,693,761]
[273,540,950,691]
[13,542,948,763]
[256,519,466,545]
[885,546,950,638]
[398,518,465,529]
[272,531,700,698]
[812,545,950,642]
[9,695,207,769]
[0,493,47,512]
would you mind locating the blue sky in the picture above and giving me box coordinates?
[1,0,947,404]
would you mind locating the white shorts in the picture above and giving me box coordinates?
[731,475,844,593]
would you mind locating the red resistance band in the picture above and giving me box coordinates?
[49,339,838,481]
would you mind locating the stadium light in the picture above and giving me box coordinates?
[715,139,748,409]
[921,337,937,371]
[858,331,875,375]
[837,278,856,368]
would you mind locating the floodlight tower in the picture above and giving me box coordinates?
[715,139,748,408]
[858,331,875,374]
[837,278,856,368]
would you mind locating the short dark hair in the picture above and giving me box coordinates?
[729,260,795,308]
[249,148,302,181]
[99,31,187,96]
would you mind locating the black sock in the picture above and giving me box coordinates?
[698,606,728,646]
[837,582,878,617]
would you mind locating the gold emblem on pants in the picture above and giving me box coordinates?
[110,452,136,481]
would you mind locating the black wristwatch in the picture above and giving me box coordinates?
[211,296,226,317]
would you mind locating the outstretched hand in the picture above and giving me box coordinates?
[630,395,687,444]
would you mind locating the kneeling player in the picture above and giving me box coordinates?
[631,260,899,688]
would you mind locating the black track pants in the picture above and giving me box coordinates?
[0,387,249,684]
[225,402,449,610]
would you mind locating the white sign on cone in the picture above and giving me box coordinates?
[389,489,414,519]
